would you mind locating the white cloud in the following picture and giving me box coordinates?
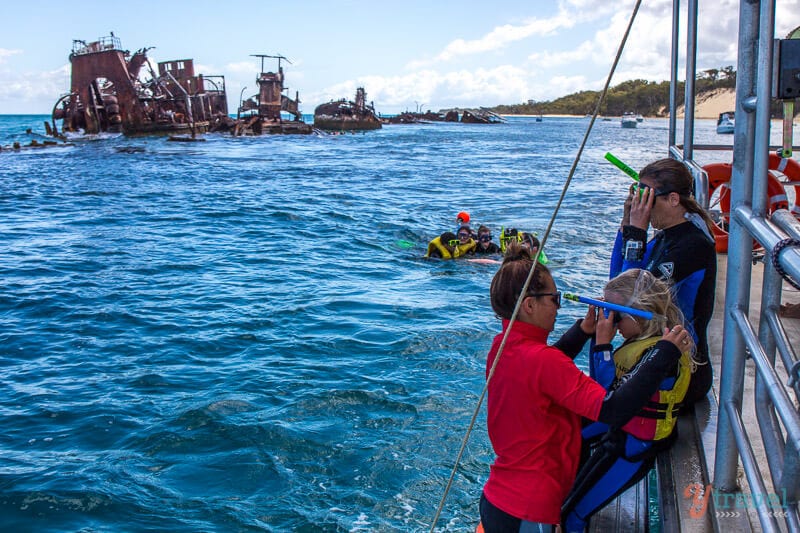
[0,49,22,64]
[308,64,536,112]
[407,10,580,69]
[528,41,596,68]
[0,64,70,114]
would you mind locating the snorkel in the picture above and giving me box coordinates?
[564,293,666,322]
[604,152,639,181]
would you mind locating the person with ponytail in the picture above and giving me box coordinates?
[609,158,716,405]
[479,243,692,533]
[561,269,698,533]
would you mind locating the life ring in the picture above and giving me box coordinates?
[704,153,795,253]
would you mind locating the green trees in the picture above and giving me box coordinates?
[493,66,738,116]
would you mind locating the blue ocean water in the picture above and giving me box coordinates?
[0,114,739,532]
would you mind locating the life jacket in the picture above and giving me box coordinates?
[425,236,476,259]
[613,336,692,441]
[426,236,452,258]
[455,238,477,257]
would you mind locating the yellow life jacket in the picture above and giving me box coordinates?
[425,236,475,259]
[455,239,477,257]
[614,336,692,441]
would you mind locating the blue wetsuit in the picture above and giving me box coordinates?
[562,341,681,533]
[608,216,716,405]
[563,217,716,532]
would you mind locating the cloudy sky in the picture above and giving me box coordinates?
[1,0,798,115]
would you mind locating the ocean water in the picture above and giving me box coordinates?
[0,114,754,532]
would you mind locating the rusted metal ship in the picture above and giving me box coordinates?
[459,109,505,124]
[233,55,312,135]
[49,35,229,137]
[313,87,381,131]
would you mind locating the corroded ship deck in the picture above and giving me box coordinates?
[50,35,228,137]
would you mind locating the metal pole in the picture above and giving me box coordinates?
[238,86,247,120]
[682,0,698,161]
[714,0,760,492]
[668,0,680,153]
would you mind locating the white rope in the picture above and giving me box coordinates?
[428,1,644,530]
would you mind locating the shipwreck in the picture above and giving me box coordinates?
[313,87,381,131]
[233,55,312,135]
[49,35,229,137]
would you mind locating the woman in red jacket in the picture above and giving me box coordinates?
[479,242,691,532]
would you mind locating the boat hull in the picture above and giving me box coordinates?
[313,116,382,131]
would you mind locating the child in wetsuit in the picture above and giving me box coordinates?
[561,268,697,533]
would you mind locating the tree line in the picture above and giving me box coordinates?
[491,66,738,117]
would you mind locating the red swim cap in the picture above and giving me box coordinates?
[456,211,470,223]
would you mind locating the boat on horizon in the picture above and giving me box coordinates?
[620,112,638,128]
[716,111,735,134]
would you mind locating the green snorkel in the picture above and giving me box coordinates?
[604,152,639,181]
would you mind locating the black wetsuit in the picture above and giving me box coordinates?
[610,217,717,405]
[473,242,501,255]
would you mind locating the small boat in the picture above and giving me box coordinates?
[716,111,735,134]
[635,114,644,122]
[620,112,638,128]
[535,113,543,122]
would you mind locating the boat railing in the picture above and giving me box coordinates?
[71,35,122,56]
[669,1,800,531]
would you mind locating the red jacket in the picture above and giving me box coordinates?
[483,320,606,524]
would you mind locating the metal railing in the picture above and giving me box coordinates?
[669,1,800,531]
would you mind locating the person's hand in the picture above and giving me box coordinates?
[622,185,634,227]
[629,185,655,229]
[580,305,598,335]
[663,324,692,350]
[596,309,617,345]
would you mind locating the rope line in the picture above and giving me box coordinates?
[427,1,643,530]
[772,238,800,290]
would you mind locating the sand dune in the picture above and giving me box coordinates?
[675,87,736,118]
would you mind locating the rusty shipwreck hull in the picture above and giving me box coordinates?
[231,54,312,135]
[313,87,381,132]
[51,35,229,137]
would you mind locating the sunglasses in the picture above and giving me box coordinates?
[630,183,683,198]
[612,311,632,325]
[479,235,492,242]
[458,233,471,239]
[528,291,561,307]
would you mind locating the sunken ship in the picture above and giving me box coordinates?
[234,55,312,135]
[313,87,382,131]
[50,35,229,137]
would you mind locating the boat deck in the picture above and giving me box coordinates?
[590,254,800,532]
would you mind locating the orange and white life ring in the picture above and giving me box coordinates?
[771,154,800,220]
[703,153,795,253]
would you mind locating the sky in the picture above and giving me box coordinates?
[2,0,800,115]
